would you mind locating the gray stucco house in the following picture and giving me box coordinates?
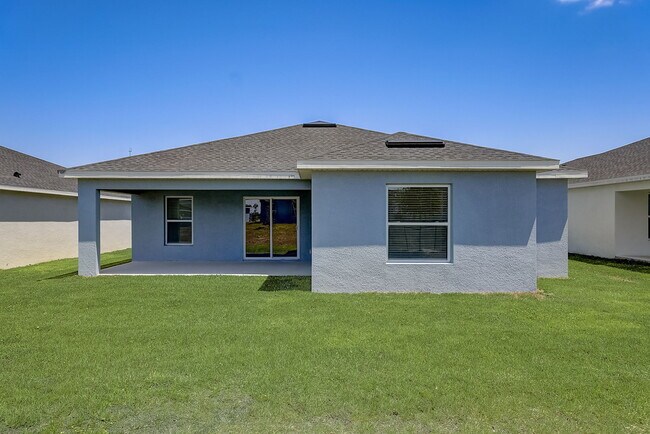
[61,122,584,292]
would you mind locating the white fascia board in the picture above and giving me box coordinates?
[568,174,650,189]
[0,185,131,201]
[60,170,302,180]
[296,160,560,171]
[536,169,588,179]
[0,185,78,197]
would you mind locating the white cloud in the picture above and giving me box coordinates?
[557,0,623,10]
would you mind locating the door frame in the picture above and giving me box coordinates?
[243,196,300,260]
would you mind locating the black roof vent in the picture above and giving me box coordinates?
[385,140,445,148]
[13,171,21,178]
[302,121,337,128]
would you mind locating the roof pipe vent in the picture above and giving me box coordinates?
[385,140,445,148]
[302,121,337,128]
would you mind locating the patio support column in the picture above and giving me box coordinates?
[78,182,101,276]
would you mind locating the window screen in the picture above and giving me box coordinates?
[387,186,449,260]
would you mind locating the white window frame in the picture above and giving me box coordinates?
[165,196,194,246]
[243,196,300,260]
[647,193,650,240]
[386,184,451,264]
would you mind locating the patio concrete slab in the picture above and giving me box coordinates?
[101,261,311,276]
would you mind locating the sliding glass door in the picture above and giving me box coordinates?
[244,197,299,259]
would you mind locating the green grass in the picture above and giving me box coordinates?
[0,251,648,432]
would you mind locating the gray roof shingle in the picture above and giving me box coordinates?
[0,146,77,192]
[306,131,556,162]
[65,123,556,174]
[565,138,650,184]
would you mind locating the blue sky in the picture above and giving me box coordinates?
[1,0,648,167]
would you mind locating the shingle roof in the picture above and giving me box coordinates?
[65,123,556,174]
[565,137,650,184]
[307,131,556,162]
[0,146,77,192]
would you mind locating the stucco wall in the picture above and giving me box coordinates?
[131,190,311,262]
[568,180,650,258]
[536,179,568,277]
[0,190,131,269]
[615,189,650,257]
[311,171,538,293]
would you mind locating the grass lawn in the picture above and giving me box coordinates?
[0,251,648,432]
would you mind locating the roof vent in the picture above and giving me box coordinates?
[13,171,21,178]
[302,121,337,128]
[385,140,445,148]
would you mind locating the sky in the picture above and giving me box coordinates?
[0,0,649,167]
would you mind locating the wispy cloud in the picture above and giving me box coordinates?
[557,0,624,10]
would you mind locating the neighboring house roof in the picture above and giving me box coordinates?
[0,145,77,193]
[0,146,130,200]
[62,123,559,179]
[565,137,650,185]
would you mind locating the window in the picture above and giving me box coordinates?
[165,196,193,245]
[387,185,450,261]
[647,194,650,239]
[244,197,299,259]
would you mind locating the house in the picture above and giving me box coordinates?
[565,138,650,261]
[60,122,583,292]
[0,146,132,269]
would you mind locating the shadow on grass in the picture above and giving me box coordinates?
[259,276,311,292]
[570,254,650,274]
[41,257,132,280]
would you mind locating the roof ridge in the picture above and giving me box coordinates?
[65,123,307,171]
[566,137,650,165]
[66,122,392,171]
[66,123,390,171]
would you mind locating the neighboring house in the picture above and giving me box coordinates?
[61,122,583,292]
[0,146,132,269]
[565,138,650,261]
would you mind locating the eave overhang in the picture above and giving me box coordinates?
[297,159,559,179]
[59,170,302,180]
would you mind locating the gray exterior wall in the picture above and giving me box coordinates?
[311,171,538,293]
[536,179,568,278]
[132,190,311,262]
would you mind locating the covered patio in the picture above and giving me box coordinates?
[73,178,312,277]
[101,260,311,276]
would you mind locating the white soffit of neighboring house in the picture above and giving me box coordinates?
[567,173,650,189]
[0,185,131,201]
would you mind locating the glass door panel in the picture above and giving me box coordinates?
[245,199,271,257]
[272,199,298,258]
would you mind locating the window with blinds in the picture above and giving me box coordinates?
[387,186,450,261]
